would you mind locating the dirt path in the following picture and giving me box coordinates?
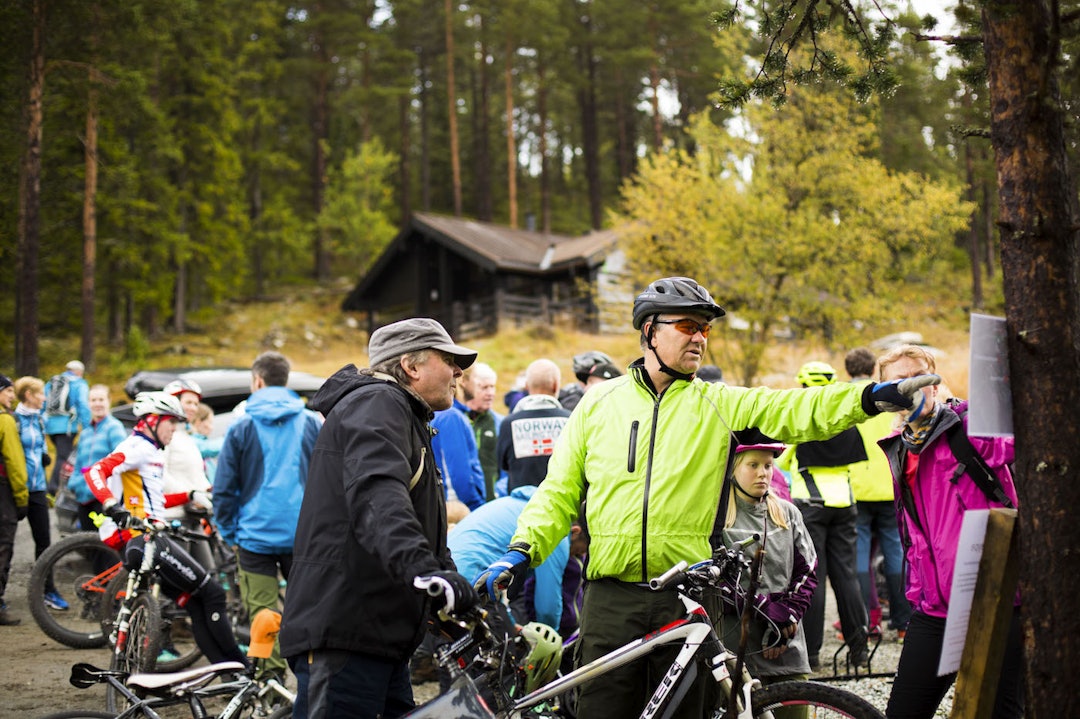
[2,518,110,718]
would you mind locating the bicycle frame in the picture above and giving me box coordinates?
[506,591,755,719]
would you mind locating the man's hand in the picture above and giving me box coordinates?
[862,374,940,415]
[104,502,133,530]
[472,548,530,600]
[413,571,480,615]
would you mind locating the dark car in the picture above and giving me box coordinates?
[113,366,325,437]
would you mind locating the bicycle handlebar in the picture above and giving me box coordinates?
[647,534,760,592]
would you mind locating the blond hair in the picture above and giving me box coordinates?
[194,402,214,423]
[14,376,44,403]
[877,344,936,378]
[724,452,789,530]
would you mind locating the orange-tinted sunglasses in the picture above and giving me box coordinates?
[653,318,712,337]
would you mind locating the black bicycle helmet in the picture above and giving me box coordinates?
[572,351,615,383]
[632,277,725,330]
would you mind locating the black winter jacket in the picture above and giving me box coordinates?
[278,365,452,662]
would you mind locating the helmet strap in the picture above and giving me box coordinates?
[645,317,696,382]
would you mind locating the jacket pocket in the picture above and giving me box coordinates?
[627,421,639,473]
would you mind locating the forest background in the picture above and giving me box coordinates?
[1,0,1035,385]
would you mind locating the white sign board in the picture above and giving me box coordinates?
[938,509,991,676]
[968,313,1013,437]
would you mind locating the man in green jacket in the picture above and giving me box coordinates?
[0,373,29,626]
[476,277,939,719]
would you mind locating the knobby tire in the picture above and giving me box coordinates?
[751,680,884,719]
[35,712,115,719]
[105,592,163,713]
[27,531,121,649]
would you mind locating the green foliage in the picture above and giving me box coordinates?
[614,79,972,385]
[317,138,399,278]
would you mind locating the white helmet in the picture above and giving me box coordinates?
[163,378,203,398]
[132,391,186,421]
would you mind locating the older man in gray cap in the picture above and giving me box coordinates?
[280,317,483,719]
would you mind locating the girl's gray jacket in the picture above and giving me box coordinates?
[718,496,817,677]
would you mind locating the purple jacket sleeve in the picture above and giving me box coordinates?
[760,544,817,624]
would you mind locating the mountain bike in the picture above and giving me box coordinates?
[27,516,245,672]
[97,518,245,712]
[37,660,293,719]
[408,538,884,719]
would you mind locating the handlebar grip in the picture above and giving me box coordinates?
[649,560,689,590]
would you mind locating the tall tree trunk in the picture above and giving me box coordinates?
[249,118,265,296]
[312,23,331,281]
[537,57,551,233]
[398,92,412,226]
[504,30,517,229]
[82,73,99,370]
[983,4,1080,715]
[577,7,601,230]
[964,138,983,310]
[420,49,431,211]
[16,0,45,376]
[445,0,462,216]
[473,16,492,221]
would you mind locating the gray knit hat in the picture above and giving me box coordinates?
[368,318,477,370]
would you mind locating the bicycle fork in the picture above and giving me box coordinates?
[112,540,157,654]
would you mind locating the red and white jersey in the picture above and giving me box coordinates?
[86,433,176,541]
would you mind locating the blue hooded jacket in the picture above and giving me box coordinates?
[213,386,323,554]
[448,485,571,630]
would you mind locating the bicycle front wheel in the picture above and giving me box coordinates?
[27,531,121,648]
[106,592,163,713]
[100,570,202,672]
[752,680,884,719]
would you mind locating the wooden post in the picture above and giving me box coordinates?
[950,508,1020,719]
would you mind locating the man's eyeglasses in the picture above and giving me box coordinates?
[653,318,712,337]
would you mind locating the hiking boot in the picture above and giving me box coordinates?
[0,601,20,626]
[44,590,70,611]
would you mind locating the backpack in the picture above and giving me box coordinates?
[45,373,73,418]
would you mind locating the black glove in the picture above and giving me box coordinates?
[104,502,133,530]
[42,452,52,468]
[15,505,28,521]
[413,570,480,615]
[861,374,940,415]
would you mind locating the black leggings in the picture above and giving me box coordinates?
[27,491,56,593]
[886,609,1025,719]
[124,534,247,666]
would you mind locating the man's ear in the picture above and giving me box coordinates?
[400,355,421,381]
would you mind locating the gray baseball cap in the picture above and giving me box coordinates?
[368,318,478,370]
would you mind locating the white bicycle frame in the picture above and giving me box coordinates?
[507,589,758,719]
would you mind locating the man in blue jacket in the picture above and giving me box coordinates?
[213,351,322,678]
[43,360,91,494]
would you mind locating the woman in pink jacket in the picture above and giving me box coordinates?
[876,345,1022,719]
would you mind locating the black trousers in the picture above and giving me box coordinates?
[886,609,1025,719]
[48,433,75,494]
[0,479,18,601]
[797,501,868,659]
[26,491,57,594]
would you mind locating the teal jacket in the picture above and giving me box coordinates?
[70,415,128,504]
[512,359,870,584]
